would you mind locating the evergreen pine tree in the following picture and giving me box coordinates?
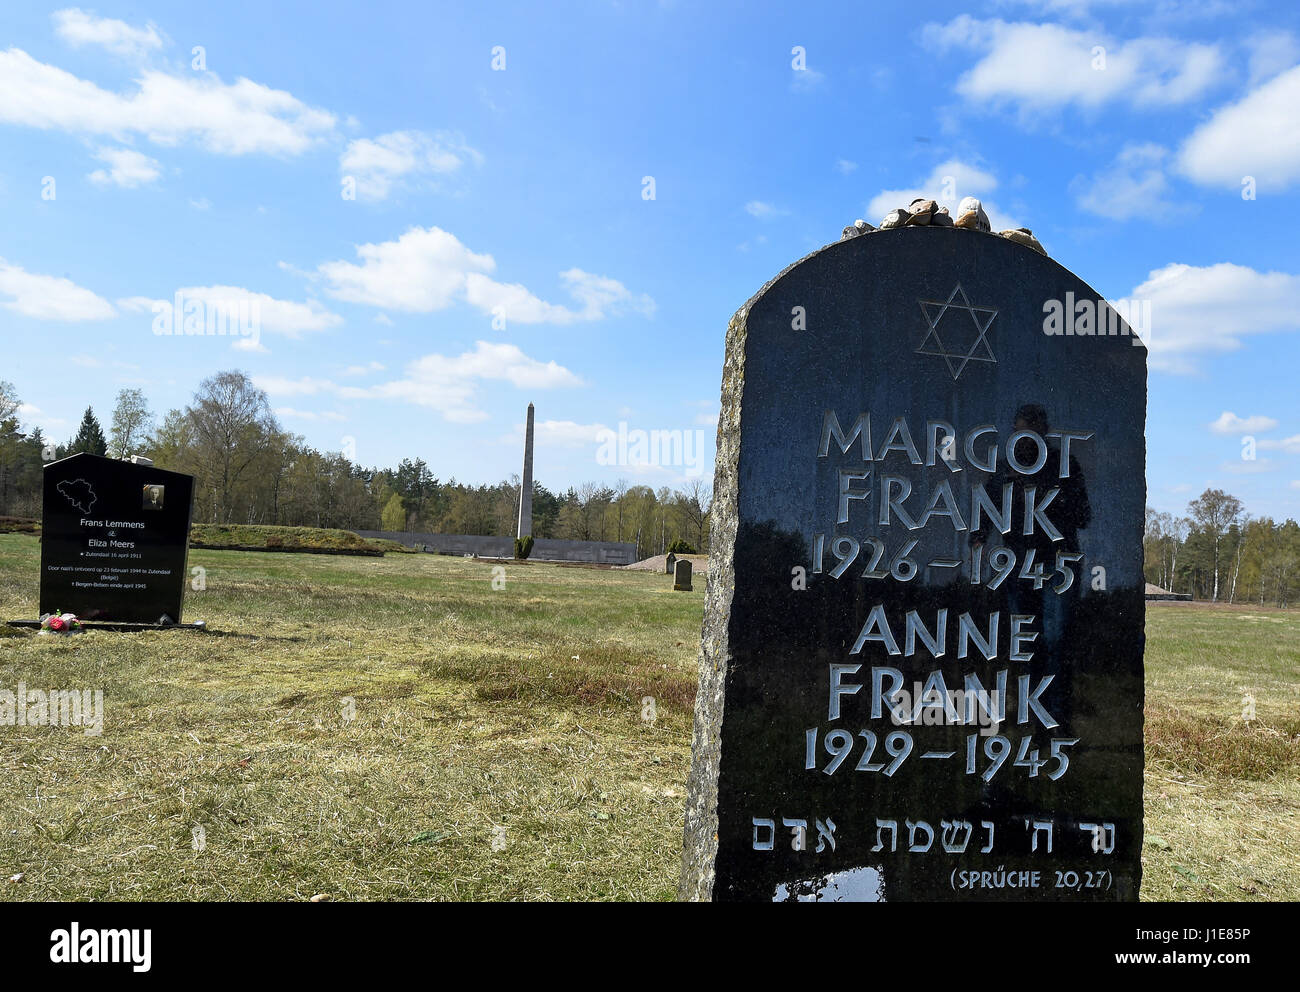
[69,407,108,456]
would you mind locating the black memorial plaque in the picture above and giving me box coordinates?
[39,453,196,623]
[681,226,1145,901]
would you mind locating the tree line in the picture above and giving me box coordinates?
[10,371,1293,599]
[1146,489,1298,607]
[0,372,713,558]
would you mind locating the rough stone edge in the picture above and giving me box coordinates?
[678,241,830,900]
[677,305,742,900]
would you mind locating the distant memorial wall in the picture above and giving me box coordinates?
[355,531,638,565]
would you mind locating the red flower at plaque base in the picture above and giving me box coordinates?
[47,616,66,632]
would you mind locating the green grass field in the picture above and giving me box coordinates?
[0,532,1296,901]
[0,520,413,553]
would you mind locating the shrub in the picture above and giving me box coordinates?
[514,535,534,560]
[266,535,283,548]
[667,539,696,555]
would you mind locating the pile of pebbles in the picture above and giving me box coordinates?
[840,197,1046,255]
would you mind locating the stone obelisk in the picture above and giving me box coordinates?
[517,402,534,538]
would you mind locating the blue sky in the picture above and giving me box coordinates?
[1,1,1298,519]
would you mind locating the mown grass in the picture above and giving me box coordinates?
[1141,602,1300,901]
[0,533,1296,901]
[0,535,697,901]
[0,520,409,550]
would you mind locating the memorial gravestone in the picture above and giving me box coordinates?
[40,453,196,624]
[681,225,1145,901]
[674,558,693,592]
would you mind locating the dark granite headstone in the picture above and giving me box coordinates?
[673,558,693,592]
[39,453,196,623]
[681,227,1145,901]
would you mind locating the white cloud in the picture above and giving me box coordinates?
[257,341,581,423]
[17,402,70,433]
[343,361,385,376]
[866,159,1021,230]
[1129,262,1300,372]
[531,420,610,447]
[1177,65,1300,190]
[744,200,784,219]
[69,354,138,371]
[0,259,114,320]
[1259,435,1300,454]
[463,273,575,324]
[997,0,1236,16]
[0,47,336,156]
[118,286,341,337]
[396,342,582,391]
[1219,458,1274,475]
[923,16,1225,113]
[87,146,161,187]
[195,288,341,337]
[1245,30,1300,86]
[557,268,655,320]
[836,159,858,175]
[319,226,492,312]
[1208,411,1279,435]
[791,68,826,92]
[251,375,340,397]
[339,130,481,200]
[53,8,164,60]
[316,226,653,323]
[274,407,346,422]
[1072,143,1179,221]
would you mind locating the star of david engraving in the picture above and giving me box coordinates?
[915,283,998,381]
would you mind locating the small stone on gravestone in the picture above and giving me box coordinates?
[879,208,910,230]
[841,219,875,241]
[673,558,693,592]
[955,196,991,233]
[39,453,196,624]
[1000,227,1047,255]
[906,199,937,225]
[680,225,1146,902]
